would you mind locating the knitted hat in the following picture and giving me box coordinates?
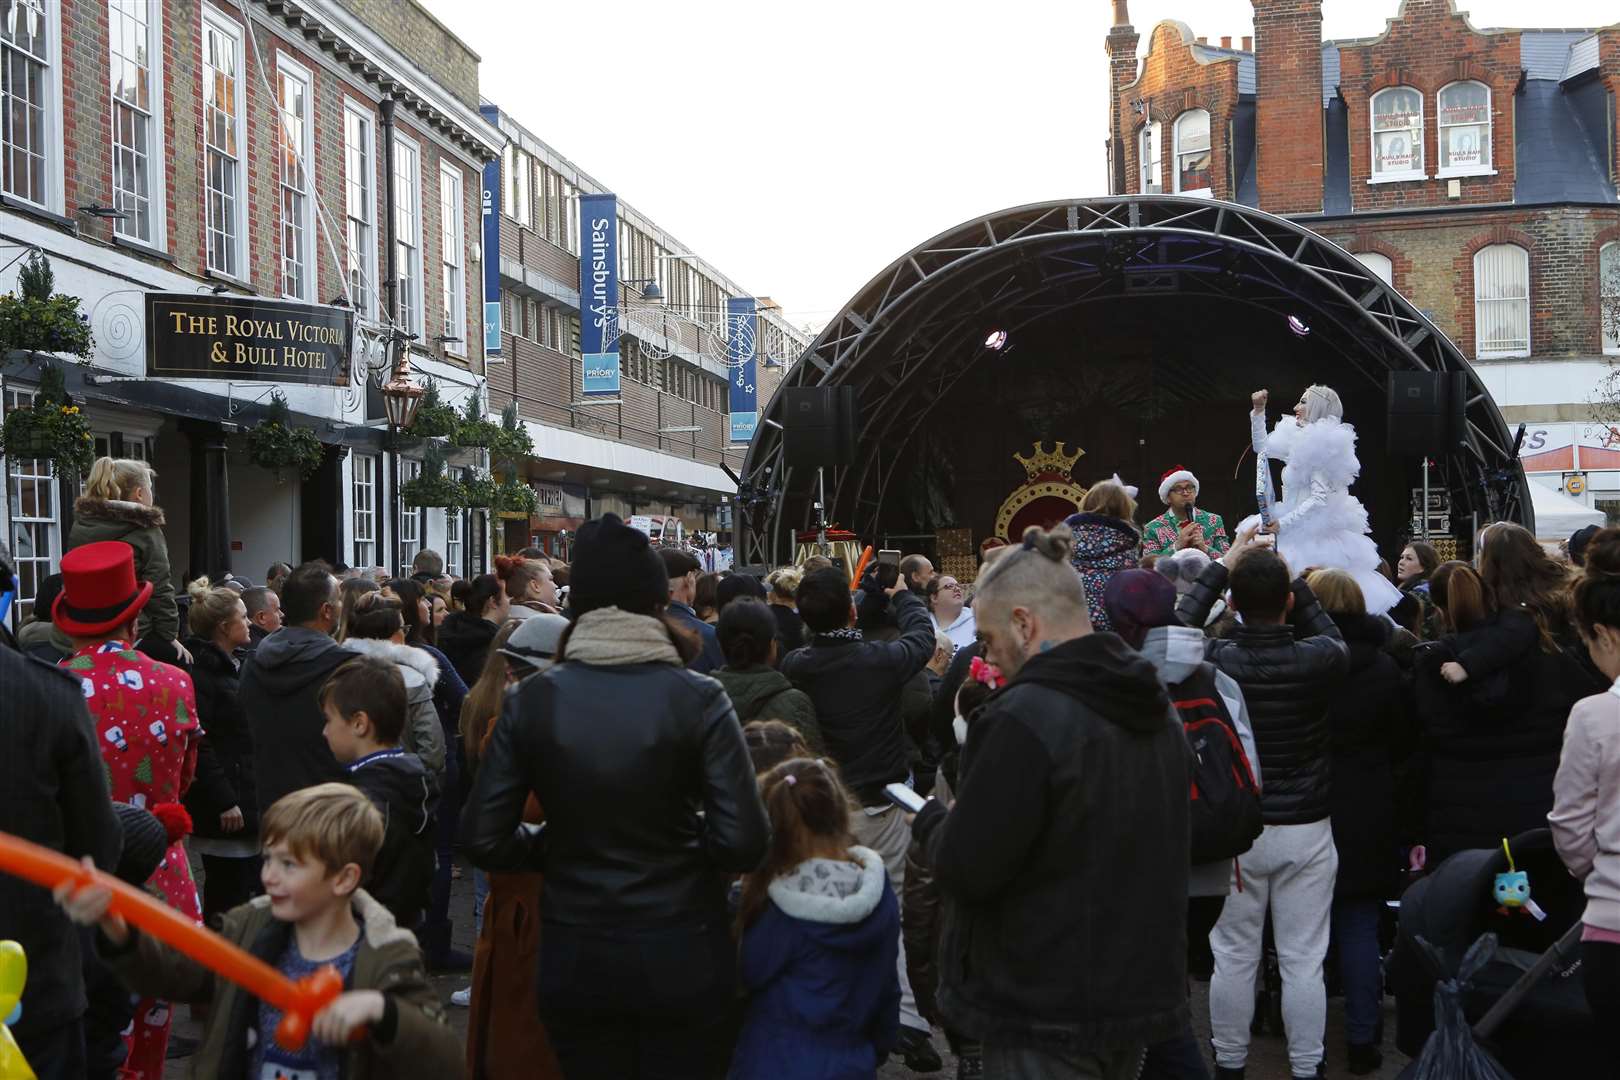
[1157,466,1199,505]
[1102,569,1178,651]
[568,514,669,617]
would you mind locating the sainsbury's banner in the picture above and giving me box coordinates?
[480,106,503,359]
[727,296,758,445]
[578,193,620,395]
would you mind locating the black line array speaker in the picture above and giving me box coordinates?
[1387,371,1467,456]
[782,386,859,468]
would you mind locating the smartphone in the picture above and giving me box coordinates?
[878,549,902,567]
[884,782,929,814]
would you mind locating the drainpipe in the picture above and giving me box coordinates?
[379,97,399,327]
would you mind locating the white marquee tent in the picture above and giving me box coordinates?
[1528,480,1605,541]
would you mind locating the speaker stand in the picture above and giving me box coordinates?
[815,467,830,555]
[1421,457,1431,542]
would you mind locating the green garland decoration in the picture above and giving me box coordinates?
[400,441,464,508]
[407,377,459,439]
[244,391,324,480]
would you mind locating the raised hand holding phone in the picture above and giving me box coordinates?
[884,782,929,814]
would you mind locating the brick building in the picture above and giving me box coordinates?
[0,0,501,618]
[481,103,810,556]
[1104,0,1620,521]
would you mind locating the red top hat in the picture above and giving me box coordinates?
[54,541,154,638]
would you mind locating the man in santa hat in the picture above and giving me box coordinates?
[1143,466,1230,558]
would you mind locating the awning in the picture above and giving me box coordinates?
[1528,481,1604,540]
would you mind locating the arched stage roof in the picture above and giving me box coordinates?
[739,196,1531,567]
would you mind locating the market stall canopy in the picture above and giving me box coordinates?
[1528,481,1604,541]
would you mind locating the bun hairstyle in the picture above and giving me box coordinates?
[974,524,1090,622]
[767,566,802,602]
[1574,527,1620,637]
[494,554,550,600]
[717,596,777,669]
[737,756,854,933]
[186,576,243,638]
[344,591,405,641]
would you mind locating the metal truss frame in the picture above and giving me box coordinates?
[739,196,1530,567]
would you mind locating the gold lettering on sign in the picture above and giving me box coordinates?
[171,312,217,335]
[210,341,227,363]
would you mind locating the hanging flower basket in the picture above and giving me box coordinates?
[407,377,459,439]
[492,479,538,516]
[490,400,534,462]
[400,442,463,508]
[451,392,502,449]
[0,252,94,360]
[1,363,93,477]
[244,391,324,481]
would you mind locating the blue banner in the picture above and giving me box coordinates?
[727,296,758,444]
[479,105,502,358]
[578,193,620,395]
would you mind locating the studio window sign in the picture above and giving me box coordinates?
[145,294,352,386]
[577,192,620,395]
[726,296,758,445]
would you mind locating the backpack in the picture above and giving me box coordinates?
[1170,663,1262,863]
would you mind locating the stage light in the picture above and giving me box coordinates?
[984,329,1009,351]
[1287,315,1312,338]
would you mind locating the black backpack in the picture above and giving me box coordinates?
[1170,663,1263,863]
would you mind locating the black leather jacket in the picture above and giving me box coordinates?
[1178,563,1349,825]
[461,656,769,927]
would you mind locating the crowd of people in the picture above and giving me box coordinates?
[5,442,1620,1080]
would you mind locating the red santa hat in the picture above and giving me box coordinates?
[1157,466,1199,506]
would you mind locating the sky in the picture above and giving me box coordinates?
[418,0,1616,334]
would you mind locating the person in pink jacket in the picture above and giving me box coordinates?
[1550,526,1620,1046]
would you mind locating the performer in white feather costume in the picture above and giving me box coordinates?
[1239,386,1403,614]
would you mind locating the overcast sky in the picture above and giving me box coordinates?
[419,0,1616,333]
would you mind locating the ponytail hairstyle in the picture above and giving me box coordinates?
[717,597,777,669]
[84,457,154,502]
[186,576,243,639]
[1574,528,1620,638]
[1430,560,1496,634]
[344,591,404,641]
[463,573,503,621]
[736,757,855,932]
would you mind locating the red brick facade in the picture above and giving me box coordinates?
[1254,0,1323,213]
[1116,22,1242,200]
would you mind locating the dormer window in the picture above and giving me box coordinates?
[1438,81,1492,177]
[1370,86,1424,182]
[1173,109,1211,197]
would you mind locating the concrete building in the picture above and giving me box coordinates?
[480,102,811,556]
[0,0,502,622]
[1104,0,1620,523]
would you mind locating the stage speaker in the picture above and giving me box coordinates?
[1387,372,1466,456]
[782,386,858,468]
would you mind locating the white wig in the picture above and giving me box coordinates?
[1301,384,1343,424]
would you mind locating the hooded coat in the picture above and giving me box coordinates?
[240,626,351,811]
[713,664,821,749]
[914,632,1192,1053]
[731,846,901,1079]
[346,749,440,930]
[436,611,499,686]
[339,637,448,778]
[182,637,258,840]
[1062,512,1142,633]
[67,496,179,643]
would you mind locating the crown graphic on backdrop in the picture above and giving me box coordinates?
[1013,441,1084,481]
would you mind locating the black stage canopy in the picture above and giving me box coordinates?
[739,196,1532,567]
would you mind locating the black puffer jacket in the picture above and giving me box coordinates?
[347,750,439,930]
[183,638,258,840]
[914,632,1191,1052]
[462,609,768,929]
[1325,613,1408,899]
[1178,563,1349,825]
[436,612,499,686]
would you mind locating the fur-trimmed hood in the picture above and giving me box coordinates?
[340,637,439,698]
[767,846,888,934]
[72,496,166,531]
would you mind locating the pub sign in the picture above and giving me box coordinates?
[145,294,353,386]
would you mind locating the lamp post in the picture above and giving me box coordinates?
[380,345,424,575]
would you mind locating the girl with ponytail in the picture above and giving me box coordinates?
[731,757,900,1079]
[1552,528,1620,1046]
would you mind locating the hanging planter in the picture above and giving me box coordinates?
[490,400,534,462]
[244,391,324,482]
[0,252,94,360]
[451,392,502,449]
[400,442,464,508]
[407,377,459,439]
[0,362,93,477]
[460,472,535,515]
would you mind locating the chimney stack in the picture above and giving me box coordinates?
[1252,0,1324,213]
[1105,1,1142,195]
[1112,0,1130,26]
[1241,35,1253,50]
[1196,36,1208,44]
[1221,35,1232,48]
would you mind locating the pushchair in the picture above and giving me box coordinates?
[1388,828,1597,1077]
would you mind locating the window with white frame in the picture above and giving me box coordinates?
[109,0,160,244]
[2,0,54,207]
[1371,86,1424,180]
[1474,243,1530,358]
[4,385,60,625]
[444,507,461,577]
[1173,110,1211,195]
[1139,121,1162,194]
[1601,242,1619,356]
[352,454,377,568]
[343,105,375,319]
[393,134,423,337]
[277,58,314,301]
[439,162,465,353]
[202,7,245,277]
[502,143,530,227]
[563,180,579,254]
[1354,252,1394,286]
[398,459,421,565]
[1438,81,1490,174]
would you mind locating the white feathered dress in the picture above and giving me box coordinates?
[1239,411,1403,614]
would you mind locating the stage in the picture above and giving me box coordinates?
[739,196,1530,569]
